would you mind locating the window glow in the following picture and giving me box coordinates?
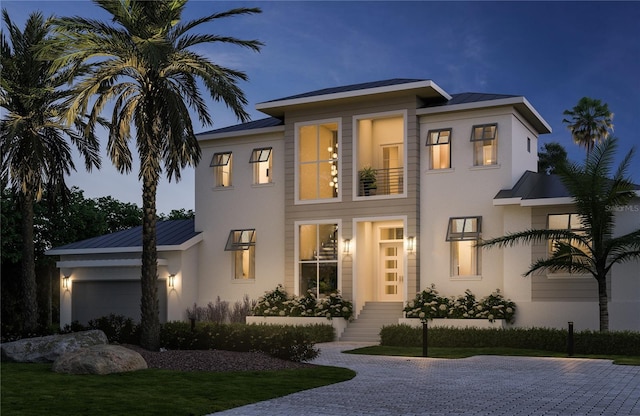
[471,124,497,166]
[298,123,339,200]
[426,129,451,169]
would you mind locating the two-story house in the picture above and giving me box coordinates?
[48,78,640,334]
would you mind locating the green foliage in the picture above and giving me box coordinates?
[538,142,568,174]
[86,314,140,344]
[404,285,516,323]
[160,322,324,362]
[379,325,640,356]
[253,285,353,320]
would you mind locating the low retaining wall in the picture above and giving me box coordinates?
[398,318,506,329]
[245,316,348,340]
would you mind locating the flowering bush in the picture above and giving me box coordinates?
[252,286,353,320]
[404,285,516,323]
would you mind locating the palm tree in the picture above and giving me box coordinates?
[1,10,101,332]
[562,97,614,155]
[479,138,640,332]
[43,0,262,350]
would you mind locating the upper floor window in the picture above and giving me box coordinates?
[250,147,272,184]
[426,128,451,169]
[225,229,256,280]
[470,123,497,166]
[211,152,232,187]
[446,216,482,277]
[297,121,339,201]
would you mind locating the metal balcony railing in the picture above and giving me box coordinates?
[358,167,404,197]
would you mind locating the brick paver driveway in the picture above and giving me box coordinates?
[213,342,640,415]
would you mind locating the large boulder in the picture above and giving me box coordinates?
[1,330,108,363]
[52,344,148,375]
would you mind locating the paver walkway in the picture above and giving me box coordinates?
[212,342,640,415]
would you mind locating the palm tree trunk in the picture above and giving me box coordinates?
[597,276,609,332]
[139,174,160,350]
[20,190,39,332]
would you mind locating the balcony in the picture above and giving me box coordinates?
[358,167,404,197]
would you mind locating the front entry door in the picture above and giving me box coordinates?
[379,242,403,301]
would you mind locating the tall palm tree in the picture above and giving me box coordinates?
[479,138,640,332]
[1,10,101,332]
[43,0,262,350]
[563,97,614,155]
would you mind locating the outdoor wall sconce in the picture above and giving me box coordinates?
[407,236,415,253]
[168,274,176,288]
[62,275,70,289]
[343,239,351,254]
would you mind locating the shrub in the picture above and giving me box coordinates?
[229,295,255,323]
[404,285,516,323]
[252,286,353,320]
[86,314,140,344]
[379,325,640,356]
[253,285,289,316]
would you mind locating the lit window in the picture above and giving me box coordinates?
[470,124,497,166]
[225,229,255,279]
[547,214,589,263]
[298,223,338,297]
[250,147,272,184]
[211,152,232,187]
[446,217,482,276]
[298,122,339,200]
[426,128,451,169]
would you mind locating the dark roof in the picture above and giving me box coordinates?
[495,171,572,200]
[262,78,426,103]
[433,92,519,107]
[49,219,200,251]
[199,117,283,136]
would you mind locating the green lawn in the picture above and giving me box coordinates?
[1,363,355,416]
[345,345,640,365]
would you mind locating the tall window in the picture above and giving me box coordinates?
[426,128,451,169]
[470,124,497,166]
[298,223,338,296]
[225,229,255,279]
[211,152,232,187]
[250,147,272,184]
[298,122,339,200]
[547,213,589,263]
[446,217,481,277]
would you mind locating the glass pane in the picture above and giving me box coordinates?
[483,125,496,140]
[569,214,585,230]
[318,161,335,198]
[385,272,397,282]
[386,260,397,268]
[318,124,337,161]
[548,214,570,229]
[299,163,317,200]
[300,263,317,294]
[430,143,450,169]
[318,224,337,260]
[318,263,337,295]
[385,286,397,295]
[452,241,477,276]
[385,247,397,256]
[299,125,318,162]
[299,225,317,260]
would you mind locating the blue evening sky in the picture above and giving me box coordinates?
[3,1,639,214]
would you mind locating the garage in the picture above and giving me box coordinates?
[72,280,167,325]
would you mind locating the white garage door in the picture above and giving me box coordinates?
[72,280,167,325]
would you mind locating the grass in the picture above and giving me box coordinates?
[345,345,640,365]
[1,363,355,416]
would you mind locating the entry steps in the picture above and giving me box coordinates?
[339,302,404,342]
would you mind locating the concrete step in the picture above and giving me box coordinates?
[339,301,404,342]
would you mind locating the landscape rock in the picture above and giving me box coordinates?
[52,344,148,375]
[1,330,108,363]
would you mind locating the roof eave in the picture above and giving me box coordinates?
[45,233,203,256]
[256,80,451,117]
[197,125,285,142]
[417,96,552,135]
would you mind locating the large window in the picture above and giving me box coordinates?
[225,229,255,280]
[298,122,339,201]
[426,128,451,169]
[298,223,338,296]
[547,213,589,263]
[211,152,232,187]
[250,147,272,184]
[446,217,482,277]
[470,123,497,166]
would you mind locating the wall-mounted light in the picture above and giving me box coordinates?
[168,274,176,288]
[343,239,351,254]
[62,275,70,289]
[407,236,415,253]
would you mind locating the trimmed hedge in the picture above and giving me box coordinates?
[160,322,334,362]
[380,324,640,356]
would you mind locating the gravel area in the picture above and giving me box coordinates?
[124,345,316,372]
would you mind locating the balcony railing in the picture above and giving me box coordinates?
[358,167,404,197]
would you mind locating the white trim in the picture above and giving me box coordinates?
[493,197,523,206]
[521,197,575,207]
[56,258,169,268]
[257,80,451,113]
[46,233,203,256]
